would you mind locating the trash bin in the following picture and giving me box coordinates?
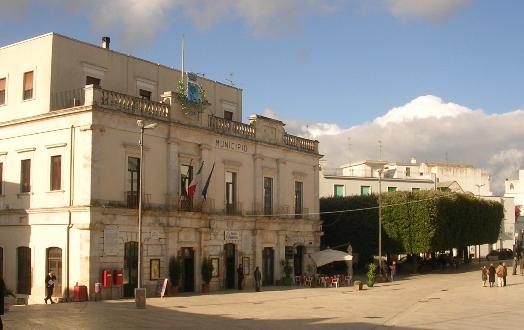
[73,284,88,302]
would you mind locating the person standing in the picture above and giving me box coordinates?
[512,256,518,275]
[1,276,5,330]
[254,266,262,292]
[488,263,496,287]
[237,264,244,290]
[502,262,508,286]
[44,271,56,304]
[481,266,488,287]
[389,261,397,282]
[496,262,504,287]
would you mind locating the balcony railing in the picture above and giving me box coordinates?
[51,86,169,120]
[124,191,151,209]
[166,194,215,213]
[208,115,256,139]
[225,201,243,216]
[283,134,317,153]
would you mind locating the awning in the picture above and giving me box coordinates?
[309,249,353,267]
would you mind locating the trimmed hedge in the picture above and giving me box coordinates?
[320,191,503,259]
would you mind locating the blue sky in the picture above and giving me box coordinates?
[1,0,523,126]
[2,0,524,193]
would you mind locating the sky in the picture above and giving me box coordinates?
[1,0,524,194]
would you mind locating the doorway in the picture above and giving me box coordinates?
[294,246,304,276]
[182,247,195,292]
[224,243,236,289]
[123,241,138,297]
[46,247,62,297]
[262,247,274,286]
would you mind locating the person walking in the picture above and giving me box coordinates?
[1,276,5,330]
[254,266,262,292]
[481,266,488,287]
[513,256,518,275]
[502,262,508,286]
[488,263,496,287]
[496,262,504,287]
[44,271,57,304]
[389,261,397,282]
[237,264,244,290]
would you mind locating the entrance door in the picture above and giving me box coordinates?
[182,247,195,292]
[224,244,236,289]
[124,241,138,297]
[262,247,274,286]
[294,246,304,276]
[46,247,62,297]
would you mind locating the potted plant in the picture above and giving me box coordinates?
[367,263,377,287]
[4,287,16,312]
[168,256,182,296]
[201,257,214,293]
[281,259,293,286]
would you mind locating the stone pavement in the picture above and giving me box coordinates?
[4,263,524,329]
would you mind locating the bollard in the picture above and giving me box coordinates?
[135,288,146,308]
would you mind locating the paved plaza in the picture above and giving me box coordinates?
[4,264,524,329]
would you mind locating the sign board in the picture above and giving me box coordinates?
[215,139,248,153]
[224,230,240,241]
[155,278,168,298]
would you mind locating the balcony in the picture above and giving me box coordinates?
[51,85,169,120]
[125,191,151,209]
[166,194,215,213]
[283,134,317,153]
[208,115,256,140]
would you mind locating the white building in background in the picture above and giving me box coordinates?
[320,158,492,198]
[0,33,322,304]
[504,169,524,242]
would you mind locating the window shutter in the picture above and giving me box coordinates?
[24,71,33,90]
[0,78,5,90]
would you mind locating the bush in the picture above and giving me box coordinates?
[168,256,182,287]
[201,257,214,284]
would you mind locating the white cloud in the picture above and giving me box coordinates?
[386,0,473,22]
[274,95,524,195]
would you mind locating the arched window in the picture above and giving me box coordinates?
[510,183,514,190]
[17,246,31,294]
[46,247,62,297]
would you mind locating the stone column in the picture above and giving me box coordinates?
[166,139,180,208]
[277,231,287,280]
[276,159,286,214]
[253,154,264,214]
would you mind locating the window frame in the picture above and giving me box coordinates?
[334,184,344,197]
[224,110,234,121]
[22,70,35,101]
[50,155,62,191]
[360,185,371,196]
[294,181,303,218]
[0,76,7,106]
[20,159,31,193]
[387,186,397,193]
[263,177,273,215]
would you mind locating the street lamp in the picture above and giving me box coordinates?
[377,168,384,275]
[136,119,157,308]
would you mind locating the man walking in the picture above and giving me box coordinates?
[502,262,508,286]
[237,264,244,290]
[496,263,504,287]
[254,266,262,292]
[44,271,56,304]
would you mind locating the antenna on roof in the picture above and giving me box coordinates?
[225,73,235,86]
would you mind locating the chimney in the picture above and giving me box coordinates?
[410,157,417,164]
[101,36,110,49]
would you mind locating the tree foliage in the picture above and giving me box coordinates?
[321,191,503,259]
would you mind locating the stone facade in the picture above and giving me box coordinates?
[0,33,321,304]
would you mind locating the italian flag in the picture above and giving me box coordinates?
[187,162,203,199]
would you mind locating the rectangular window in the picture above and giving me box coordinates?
[86,76,101,87]
[139,89,152,101]
[360,185,371,196]
[23,71,34,100]
[0,77,6,105]
[406,167,411,177]
[412,188,420,192]
[0,162,3,195]
[17,246,32,294]
[388,187,397,192]
[224,110,233,121]
[225,171,237,214]
[126,157,140,208]
[264,177,273,215]
[334,184,344,197]
[50,155,61,190]
[294,181,303,218]
[20,159,31,193]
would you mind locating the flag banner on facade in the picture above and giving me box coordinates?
[187,161,203,199]
[187,81,201,102]
[202,162,215,200]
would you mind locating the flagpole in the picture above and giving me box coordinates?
[181,34,185,81]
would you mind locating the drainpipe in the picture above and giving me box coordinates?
[66,125,75,301]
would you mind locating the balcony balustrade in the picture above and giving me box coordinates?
[208,115,256,139]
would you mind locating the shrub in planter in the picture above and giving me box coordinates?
[366,263,377,287]
[201,257,214,293]
[168,256,183,295]
[281,259,293,286]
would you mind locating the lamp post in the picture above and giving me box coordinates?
[135,119,157,308]
[377,168,383,275]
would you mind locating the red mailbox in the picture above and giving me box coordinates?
[113,269,123,286]
[102,269,113,287]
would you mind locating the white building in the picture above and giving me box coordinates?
[504,169,524,244]
[0,33,322,304]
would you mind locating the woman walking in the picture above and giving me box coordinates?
[488,263,496,287]
[481,266,488,287]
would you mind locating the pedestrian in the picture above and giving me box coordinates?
[44,271,56,304]
[481,266,487,287]
[502,262,508,286]
[520,254,524,276]
[237,264,244,290]
[389,261,397,282]
[488,263,496,287]
[512,256,518,275]
[1,276,5,330]
[254,266,262,292]
[495,262,504,287]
